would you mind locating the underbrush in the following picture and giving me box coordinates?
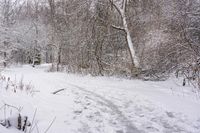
[0,74,35,96]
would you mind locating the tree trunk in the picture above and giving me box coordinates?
[110,0,141,70]
[122,13,140,69]
[57,47,61,71]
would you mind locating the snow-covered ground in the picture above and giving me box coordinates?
[0,64,200,133]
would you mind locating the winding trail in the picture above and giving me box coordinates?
[1,65,200,133]
[67,83,143,133]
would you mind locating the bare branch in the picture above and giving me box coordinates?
[111,25,125,31]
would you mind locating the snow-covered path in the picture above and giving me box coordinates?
[0,65,200,133]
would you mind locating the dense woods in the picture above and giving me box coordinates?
[0,0,199,79]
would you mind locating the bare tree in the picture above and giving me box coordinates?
[109,0,140,70]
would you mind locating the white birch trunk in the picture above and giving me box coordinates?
[110,0,140,68]
[121,13,140,68]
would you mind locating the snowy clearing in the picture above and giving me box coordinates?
[0,64,200,133]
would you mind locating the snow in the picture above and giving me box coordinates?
[0,64,200,133]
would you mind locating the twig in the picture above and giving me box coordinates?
[3,102,22,112]
[44,117,56,133]
[36,122,40,133]
[29,122,38,133]
[111,25,125,31]
[52,88,66,94]
[29,108,37,133]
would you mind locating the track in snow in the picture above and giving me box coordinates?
[1,65,200,133]
[67,83,143,133]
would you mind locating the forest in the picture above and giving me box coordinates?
[0,0,199,78]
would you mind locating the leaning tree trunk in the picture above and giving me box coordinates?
[122,13,140,69]
[110,0,141,75]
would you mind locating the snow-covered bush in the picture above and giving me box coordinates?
[0,75,35,95]
[176,58,200,90]
[0,103,31,132]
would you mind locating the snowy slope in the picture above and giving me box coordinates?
[0,64,200,133]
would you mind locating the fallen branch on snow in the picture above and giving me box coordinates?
[52,88,66,94]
